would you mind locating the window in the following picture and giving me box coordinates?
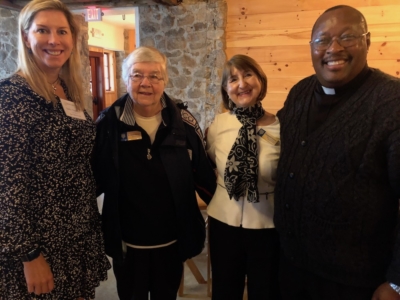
[103,53,111,91]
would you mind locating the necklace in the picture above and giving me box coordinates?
[50,77,60,95]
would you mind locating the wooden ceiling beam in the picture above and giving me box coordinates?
[9,0,182,10]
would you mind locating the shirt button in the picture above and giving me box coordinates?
[285,203,290,210]
[287,231,293,236]
[289,172,295,178]
[301,140,307,146]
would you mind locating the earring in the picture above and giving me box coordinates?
[28,48,32,54]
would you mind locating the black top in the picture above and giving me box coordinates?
[118,111,178,246]
[275,68,400,288]
[307,65,371,134]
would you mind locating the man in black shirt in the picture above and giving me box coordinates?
[275,5,400,300]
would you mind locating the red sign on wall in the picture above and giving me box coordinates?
[85,8,102,22]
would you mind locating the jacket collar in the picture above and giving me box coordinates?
[120,94,167,126]
[102,92,187,146]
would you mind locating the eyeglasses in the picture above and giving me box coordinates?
[309,32,369,51]
[129,73,164,84]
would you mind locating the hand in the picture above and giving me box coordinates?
[372,282,400,300]
[23,254,54,295]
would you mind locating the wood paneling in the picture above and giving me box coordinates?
[226,24,400,48]
[227,0,400,16]
[226,41,400,63]
[89,46,104,53]
[225,0,400,113]
[128,29,136,53]
[227,6,400,31]
[105,92,117,107]
[258,60,400,78]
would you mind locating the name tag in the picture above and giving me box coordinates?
[257,129,280,146]
[121,131,142,141]
[60,99,86,120]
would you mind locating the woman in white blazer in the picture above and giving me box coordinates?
[206,55,281,300]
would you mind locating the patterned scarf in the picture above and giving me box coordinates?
[224,102,265,203]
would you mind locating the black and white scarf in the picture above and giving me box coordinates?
[224,102,264,203]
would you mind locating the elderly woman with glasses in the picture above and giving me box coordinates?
[93,46,216,300]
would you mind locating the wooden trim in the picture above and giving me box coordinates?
[103,49,117,93]
[154,0,182,5]
[89,51,106,115]
[88,46,104,53]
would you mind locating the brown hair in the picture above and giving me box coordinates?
[221,55,267,111]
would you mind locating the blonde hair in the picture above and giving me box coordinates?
[17,0,84,109]
[122,46,168,85]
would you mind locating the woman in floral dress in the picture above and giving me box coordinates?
[0,1,110,299]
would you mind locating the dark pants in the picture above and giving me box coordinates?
[112,242,183,300]
[279,253,375,300]
[209,217,281,300]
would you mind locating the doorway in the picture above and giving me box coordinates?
[89,51,105,121]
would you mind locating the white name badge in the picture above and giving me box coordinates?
[60,99,86,120]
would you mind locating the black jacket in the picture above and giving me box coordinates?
[93,93,216,262]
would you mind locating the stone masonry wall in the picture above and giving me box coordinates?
[114,29,131,99]
[75,14,92,115]
[138,0,227,130]
[0,8,19,80]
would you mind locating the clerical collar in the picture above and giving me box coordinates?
[321,86,335,95]
[318,64,370,96]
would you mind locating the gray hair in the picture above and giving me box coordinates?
[122,46,168,85]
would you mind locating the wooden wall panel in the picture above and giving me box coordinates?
[226,24,400,49]
[227,0,400,15]
[225,0,400,113]
[226,41,400,63]
[128,29,136,53]
[227,6,400,32]
[105,92,117,107]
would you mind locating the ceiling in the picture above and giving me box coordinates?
[72,7,136,29]
[101,13,135,30]
[0,0,181,11]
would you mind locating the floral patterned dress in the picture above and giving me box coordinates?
[0,74,110,300]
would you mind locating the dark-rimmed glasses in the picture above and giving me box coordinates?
[129,73,164,84]
[309,32,369,51]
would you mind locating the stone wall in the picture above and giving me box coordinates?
[0,8,19,80]
[115,50,127,98]
[113,29,132,99]
[138,0,226,130]
[74,15,92,114]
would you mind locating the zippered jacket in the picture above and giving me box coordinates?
[93,92,216,262]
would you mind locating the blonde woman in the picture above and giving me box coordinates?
[0,0,110,299]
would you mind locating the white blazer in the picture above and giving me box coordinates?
[206,111,280,229]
